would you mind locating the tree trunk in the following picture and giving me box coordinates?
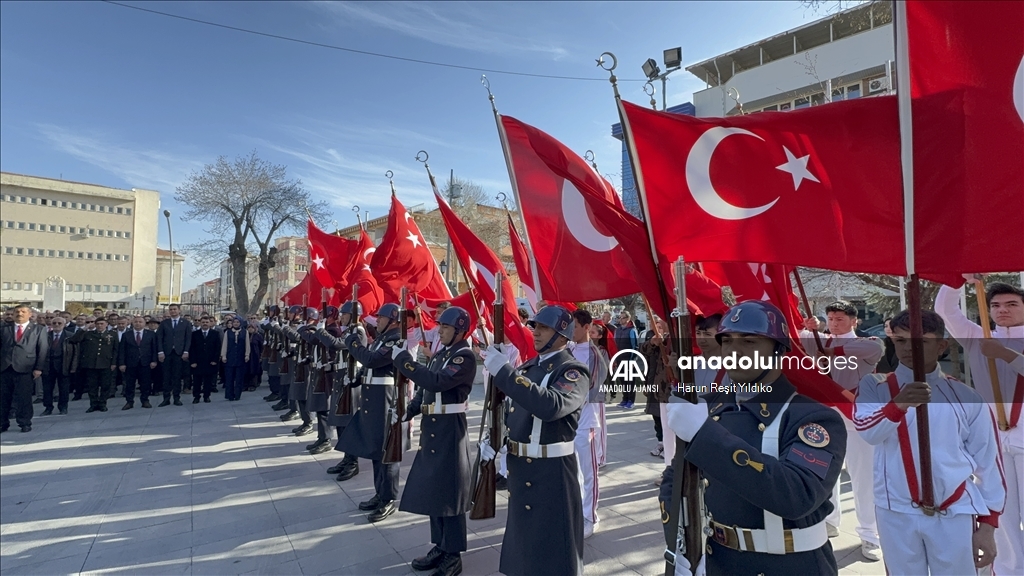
[229,242,250,313]
[249,254,271,316]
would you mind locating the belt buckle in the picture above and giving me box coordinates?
[711,523,730,547]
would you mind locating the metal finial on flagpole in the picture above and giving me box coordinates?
[415,150,440,192]
[385,170,396,196]
[481,75,498,114]
[584,150,598,171]
[596,52,620,97]
[496,192,509,210]
[643,81,657,110]
[727,87,744,115]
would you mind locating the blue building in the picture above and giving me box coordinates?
[610,102,695,219]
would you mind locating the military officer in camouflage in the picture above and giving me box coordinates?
[391,306,476,576]
[664,300,848,575]
[482,305,589,576]
[316,300,365,481]
[339,302,403,523]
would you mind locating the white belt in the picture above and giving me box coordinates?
[506,439,575,458]
[367,376,395,385]
[422,402,468,415]
[709,519,828,554]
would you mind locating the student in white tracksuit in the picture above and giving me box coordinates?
[936,279,1024,576]
[855,309,1004,575]
[569,310,608,539]
[801,301,883,560]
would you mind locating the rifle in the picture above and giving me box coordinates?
[314,289,329,395]
[470,273,504,520]
[261,305,272,359]
[279,298,290,372]
[665,257,704,575]
[335,286,359,416]
[382,287,409,464]
[295,295,309,382]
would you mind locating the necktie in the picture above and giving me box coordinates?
[53,332,59,345]
[173,319,178,329]
[136,331,142,346]
[15,325,23,343]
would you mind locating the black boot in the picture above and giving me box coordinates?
[293,423,313,436]
[411,546,445,571]
[264,393,280,402]
[327,460,346,474]
[280,409,299,422]
[429,553,462,576]
[367,500,397,522]
[358,495,381,511]
[309,440,332,454]
[335,459,359,481]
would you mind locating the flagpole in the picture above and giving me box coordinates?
[482,75,544,303]
[414,151,455,300]
[894,1,936,515]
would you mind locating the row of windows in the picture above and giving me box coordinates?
[756,79,885,113]
[1,221,132,239]
[2,246,130,261]
[1,282,129,294]
[1,194,132,215]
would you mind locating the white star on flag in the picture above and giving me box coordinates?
[775,146,820,190]
[406,231,422,248]
[311,254,325,270]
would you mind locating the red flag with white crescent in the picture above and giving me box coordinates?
[370,194,451,304]
[307,219,358,295]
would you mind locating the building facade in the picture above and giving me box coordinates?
[268,236,308,305]
[155,249,185,306]
[218,256,261,312]
[0,171,161,309]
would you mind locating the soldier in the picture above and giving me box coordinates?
[316,301,366,480]
[339,302,403,523]
[262,306,283,403]
[391,306,476,576]
[282,307,319,436]
[268,306,302,421]
[482,305,590,576]
[664,300,847,575]
[303,306,336,454]
[68,317,119,413]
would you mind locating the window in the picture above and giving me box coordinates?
[40,198,48,206]
[3,247,11,254]
[29,197,37,205]
[35,283,42,295]
[810,92,826,106]
[2,282,9,290]
[124,231,131,239]
[125,208,132,215]
[26,248,34,256]
[106,230,112,237]
[103,285,110,293]
[59,226,66,233]
[116,207,123,214]
[86,252,93,259]
[65,284,72,292]
[13,283,21,290]
[17,222,24,229]
[58,250,65,257]
[75,284,82,292]
[123,255,129,262]
[794,97,811,109]
[28,223,36,231]
[18,196,26,203]
[47,225,55,232]
[85,285,92,292]
[846,84,861,99]
[121,286,128,293]
[15,248,23,255]
[105,253,112,260]
[47,250,55,257]
[77,252,83,258]
[88,229,94,236]
[2,221,10,228]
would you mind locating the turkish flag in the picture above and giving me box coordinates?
[434,192,534,359]
[282,272,322,308]
[902,1,1024,278]
[370,194,451,304]
[307,219,358,295]
[418,291,480,337]
[501,116,641,302]
[621,98,905,274]
[507,213,538,313]
[342,229,384,318]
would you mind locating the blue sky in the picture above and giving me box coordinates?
[1,1,830,289]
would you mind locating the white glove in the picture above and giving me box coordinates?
[665,397,709,443]
[484,344,510,375]
[672,553,706,576]
[390,410,399,426]
[391,343,405,360]
[316,320,326,330]
[479,440,496,462]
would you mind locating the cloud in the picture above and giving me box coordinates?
[316,1,569,59]
[35,124,203,193]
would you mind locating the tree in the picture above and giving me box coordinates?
[417,176,512,256]
[176,151,329,315]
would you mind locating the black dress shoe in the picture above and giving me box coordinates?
[305,439,322,450]
[327,461,346,474]
[33,397,43,404]
[280,410,299,422]
[20,425,32,433]
[158,399,171,407]
[122,403,133,411]
[336,462,359,482]
[495,474,508,491]
[193,397,200,404]
[271,401,289,411]
[411,546,445,571]
[358,495,381,511]
[59,408,68,415]
[367,500,396,522]
[141,401,152,409]
[294,424,314,436]
[41,408,53,416]
[310,441,332,454]
[430,553,462,576]
[99,406,108,412]
[173,398,183,406]
[204,397,211,403]
[86,407,97,413]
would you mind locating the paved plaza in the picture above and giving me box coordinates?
[2,376,883,575]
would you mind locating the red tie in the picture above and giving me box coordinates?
[15,325,24,343]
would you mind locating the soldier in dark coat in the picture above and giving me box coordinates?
[483,305,589,576]
[663,300,847,575]
[303,306,335,454]
[283,307,318,436]
[316,300,366,481]
[262,306,283,402]
[339,302,403,523]
[68,318,119,413]
[268,306,302,421]
[392,306,476,576]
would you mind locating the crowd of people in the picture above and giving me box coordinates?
[1,276,1021,576]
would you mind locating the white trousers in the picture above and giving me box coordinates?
[876,506,976,575]
[828,415,879,545]
[596,402,607,466]
[575,426,600,524]
[995,442,1024,576]
[660,403,677,466]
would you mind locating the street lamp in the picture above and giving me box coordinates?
[642,46,683,110]
[163,209,175,305]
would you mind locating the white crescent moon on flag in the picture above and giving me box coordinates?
[1013,55,1023,123]
[470,259,497,295]
[560,178,618,252]
[363,247,376,260]
[686,126,779,220]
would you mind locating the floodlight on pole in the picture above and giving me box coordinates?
[643,47,683,111]
[642,58,660,80]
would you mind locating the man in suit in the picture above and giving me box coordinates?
[41,316,75,416]
[1,304,49,432]
[118,315,158,410]
[189,316,220,403]
[156,304,192,406]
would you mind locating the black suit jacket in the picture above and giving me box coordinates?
[1,322,49,374]
[45,330,76,376]
[189,330,221,375]
[118,330,158,368]
[157,317,192,357]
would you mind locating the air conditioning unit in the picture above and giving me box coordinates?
[868,77,889,93]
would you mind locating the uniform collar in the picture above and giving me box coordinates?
[828,330,856,340]
[893,362,945,383]
[994,324,1024,339]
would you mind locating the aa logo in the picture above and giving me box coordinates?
[610,349,648,382]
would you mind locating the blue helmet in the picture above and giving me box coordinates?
[715,301,791,351]
[340,301,355,315]
[287,305,304,317]
[305,307,319,321]
[324,306,339,322]
[528,305,574,341]
[268,305,281,317]
[376,303,401,322]
[438,306,471,334]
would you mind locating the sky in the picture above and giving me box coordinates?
[1,1,835,290]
